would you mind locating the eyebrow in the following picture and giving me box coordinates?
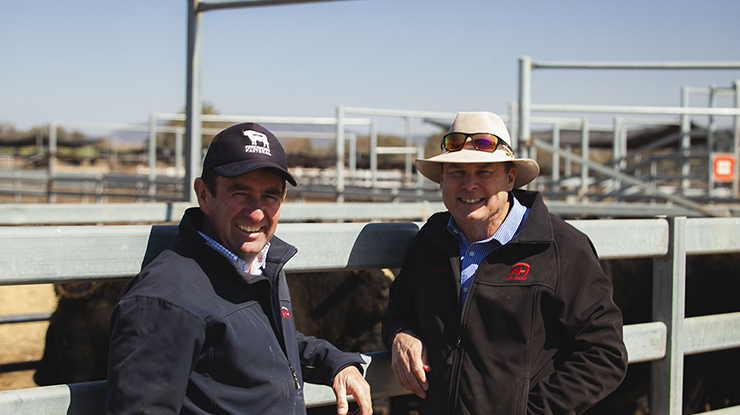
[225,182,282,195]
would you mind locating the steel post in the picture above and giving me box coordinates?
[405,116,412,179]
[335,104,345,201]
[734,80,740,197]
[708,84,718,195]
[552,124,560,192]
[518,56,532,158]
[530,132,538,191]
[370,119,377,189]
[612,117,622,194]
[148,114,158,201]
[508,101,519,152]
[680,86,691,193]
[416,146,424,188]
[348,133,356,180]
[175,127,184,175]
[579,118,589,199]
[185,0,203,204]
[651,217,687,415]
[48,121,57,203]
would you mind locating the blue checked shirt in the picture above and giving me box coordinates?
[198,231,269,275]
[447,193,529,305]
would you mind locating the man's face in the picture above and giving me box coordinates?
[439,162,516,242]
[195,168,286,263]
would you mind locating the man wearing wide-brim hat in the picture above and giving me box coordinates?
[382,111,627,414]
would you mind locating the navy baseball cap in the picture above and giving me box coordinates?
[201,122,297,186]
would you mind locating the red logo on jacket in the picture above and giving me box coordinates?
[508,263,530,280]
[281,306,292,318]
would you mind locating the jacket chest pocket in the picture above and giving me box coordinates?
[214,304,287,367]
[463,281,546,353]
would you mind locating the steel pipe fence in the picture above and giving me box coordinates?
[150,112,375,201]
[517,56,740,203]
[3,200,740,227]
[337,106,457,191]
[1,201,739,228]
[0,218,738,414]
[6,103,737,207]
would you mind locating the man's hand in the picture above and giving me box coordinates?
[391,330,431,399]
[333,365,372,415]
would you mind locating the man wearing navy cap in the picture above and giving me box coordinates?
[106,123,372,415]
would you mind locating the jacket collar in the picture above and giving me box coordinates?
[508,189,554,244]
[422,190,554,255]
[177,208,297,285]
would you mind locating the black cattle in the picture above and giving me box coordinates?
[32,254,740,415]
[32,269,396,414]
[33,280,129,386]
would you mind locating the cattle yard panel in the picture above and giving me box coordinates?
[0,218,739,415]
[517,57,740,203]
[0,202,447,226]
[2,201,737,227]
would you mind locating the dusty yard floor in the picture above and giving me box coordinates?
[0,284,57,391]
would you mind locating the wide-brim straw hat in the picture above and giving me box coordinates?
[416,111,540,188]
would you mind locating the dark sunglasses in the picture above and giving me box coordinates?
[441,132,508,152]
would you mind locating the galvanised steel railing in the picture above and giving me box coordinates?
[0,217,738,414]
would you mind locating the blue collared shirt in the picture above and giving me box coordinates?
[447,192,529,305]
[198,231,269,275]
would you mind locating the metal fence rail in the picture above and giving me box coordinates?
[0,218,739,415]
[3,201,738,227]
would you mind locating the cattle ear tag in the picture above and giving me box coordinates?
[507,262,530,280]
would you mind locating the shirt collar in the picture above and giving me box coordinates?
[198,231,269,275]
[447,192,527,247]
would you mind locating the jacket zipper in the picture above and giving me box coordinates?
[289,361,300,390]
[268,261,301,391]
[448,258,481,415]
[447,336,463,415]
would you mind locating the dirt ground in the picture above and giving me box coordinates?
[0,284,57,391]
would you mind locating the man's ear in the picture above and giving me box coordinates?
[194,178,210,212]
[507,166,517,191]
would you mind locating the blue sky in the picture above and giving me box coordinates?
[2,0,739,136]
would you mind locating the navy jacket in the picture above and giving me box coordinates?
[106,208,365,415]
[382,190,627,415]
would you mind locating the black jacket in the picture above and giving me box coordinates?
[382,190,627,415]
[106,208,365,415]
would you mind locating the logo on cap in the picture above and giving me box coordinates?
[243,130,271,156]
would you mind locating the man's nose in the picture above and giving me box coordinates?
[243,199,266,221]
[461,173,478,190]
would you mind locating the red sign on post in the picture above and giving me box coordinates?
[713,153,735,182]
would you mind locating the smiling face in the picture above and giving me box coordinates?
[440,162,516,243]
[195,168,286,264]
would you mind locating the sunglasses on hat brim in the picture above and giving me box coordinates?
[441,132,510,153]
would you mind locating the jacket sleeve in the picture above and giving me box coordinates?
[381,240,422,352]
[106,297,205,415]
[527,228,628,415]
[296,331,366,386]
